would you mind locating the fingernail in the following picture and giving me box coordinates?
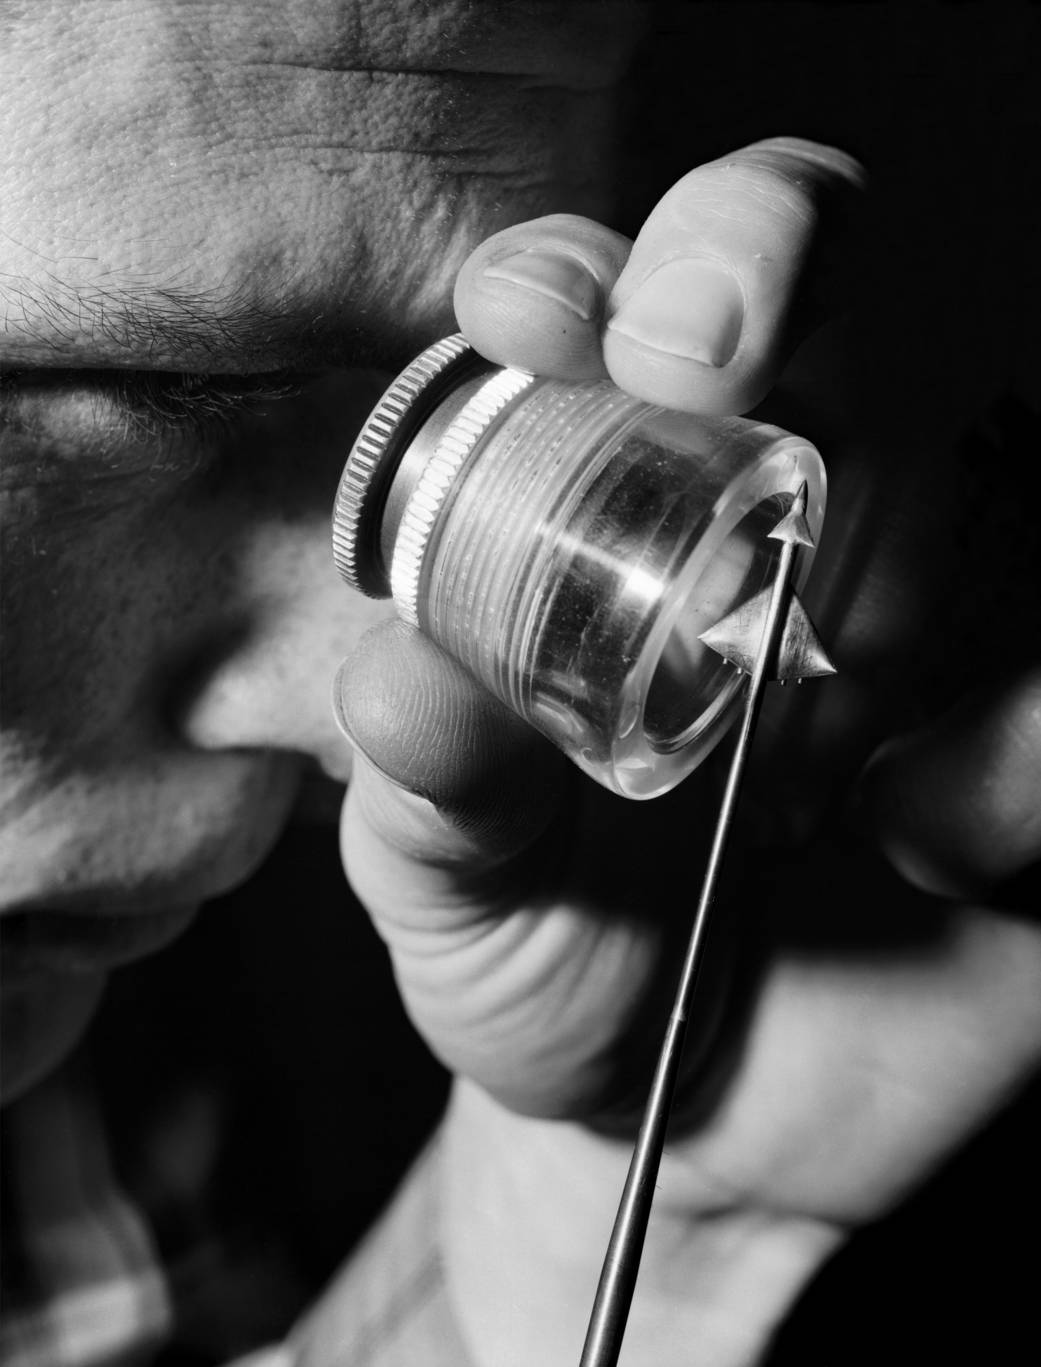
[607,259,744,366]
[483,248,600,321]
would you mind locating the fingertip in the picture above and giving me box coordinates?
[457,283,606,381]
[334,620,483,797]
[855,670,1041,901]
[335,620,566,854]
[600,241,781,415]
[453,214,630,379]
[602,254,760,413]
[601,137,866,414]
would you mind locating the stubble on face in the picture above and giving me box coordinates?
[0,0,641,1092]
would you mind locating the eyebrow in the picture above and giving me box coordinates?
[0,270,398,373]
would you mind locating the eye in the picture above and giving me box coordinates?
[0,368,323,496]
[0,368,308,438]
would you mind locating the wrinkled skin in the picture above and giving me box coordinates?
[2,4,1040,1366]
[1,0,639,1097]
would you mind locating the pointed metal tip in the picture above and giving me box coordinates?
[768,482,815,548]
[699,587,836,679]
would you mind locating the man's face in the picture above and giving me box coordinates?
[0,0,640,1099]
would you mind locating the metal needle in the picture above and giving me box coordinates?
[578,483,833,1367]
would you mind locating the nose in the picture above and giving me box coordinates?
[174,370,397,780]
[177,507,393,782]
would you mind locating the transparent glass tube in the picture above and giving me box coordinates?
[388,372,825,799]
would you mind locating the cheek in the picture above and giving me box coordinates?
[0,472,311,911]
[2,479,224,756]
[0,375,393,914]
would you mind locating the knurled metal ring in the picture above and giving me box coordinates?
[390,365,537,627]
[331,334,489,597]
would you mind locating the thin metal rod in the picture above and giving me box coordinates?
[578,531,800,1367]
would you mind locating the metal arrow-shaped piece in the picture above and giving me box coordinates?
[699,587,835,680]
[578,481,833,1367]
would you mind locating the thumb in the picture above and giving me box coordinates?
[334,621,580,1105]
[334,619,566,879]
[332,622,672,1119]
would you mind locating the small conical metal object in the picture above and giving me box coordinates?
[699,586,835,679]
[578,482,834,1367]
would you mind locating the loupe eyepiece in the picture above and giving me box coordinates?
[333,335,825,798]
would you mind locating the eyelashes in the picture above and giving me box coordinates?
[90,369,309,441]
[0,367,308,441]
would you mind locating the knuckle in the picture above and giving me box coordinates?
[692,161,821,236]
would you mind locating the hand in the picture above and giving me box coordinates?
[329,140,1041,1366]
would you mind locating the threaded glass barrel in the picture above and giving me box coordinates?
[399,373,824,798]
